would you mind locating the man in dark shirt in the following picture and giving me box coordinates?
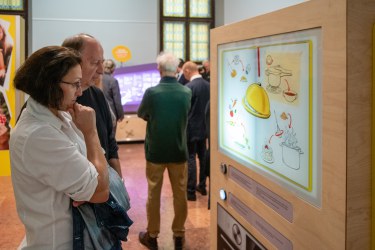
[102,59,125,138]
[183,61,210,201]
[201,60,210,82]
[176,58,189,85]
[62,34,122,176]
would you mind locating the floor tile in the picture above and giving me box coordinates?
[0,143,211,250]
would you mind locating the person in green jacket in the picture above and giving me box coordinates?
[138,51,192,250]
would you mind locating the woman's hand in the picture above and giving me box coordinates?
[68,102,97,135]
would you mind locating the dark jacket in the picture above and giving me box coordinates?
[178,73,189,85]
[102,73,125,121]
[72,166,133,250]
[186,76,210,142]
[77,86,119,161]
[138,76,192,163]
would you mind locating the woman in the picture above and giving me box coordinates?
[10,46,109,249]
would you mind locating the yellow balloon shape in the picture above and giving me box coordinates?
[112,45,132,63]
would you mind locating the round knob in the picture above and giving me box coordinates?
[220,163,227,174]
[219,189,227,200]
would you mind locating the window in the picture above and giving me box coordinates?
[0,0,25,11]
[160,0,214,62]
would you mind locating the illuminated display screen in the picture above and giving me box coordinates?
[218,28,322,206]
[114,63,160,113]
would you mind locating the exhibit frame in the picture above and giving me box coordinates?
[210,0,374,249]
[218,28,322,207]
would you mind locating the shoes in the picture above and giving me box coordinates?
[187,192,196,201]
[139,231,184,250]
[196,186,207,196]
[174,236,185,250]
[139,231,158,250]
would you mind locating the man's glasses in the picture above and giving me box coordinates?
[61,80,82,90]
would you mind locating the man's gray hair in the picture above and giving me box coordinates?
[156,51,179,74]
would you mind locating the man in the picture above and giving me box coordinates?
[201,59,210,82]
[183,61,210,201]
[176,58,189,85]
[62,34,122,176]
[138,52,192,250]
[102,59,125,137]
[62,34,129,248]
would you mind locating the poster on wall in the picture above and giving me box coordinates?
[0,15,24,176]
[218,28,322,206]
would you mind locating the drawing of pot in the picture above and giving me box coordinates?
[265,65,292,88]
[280,142,303,170]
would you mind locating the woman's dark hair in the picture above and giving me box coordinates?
[14,46,81,109]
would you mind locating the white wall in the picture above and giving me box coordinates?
[222,0,308,25]
[31,0,158,66]
[30,0,307,65]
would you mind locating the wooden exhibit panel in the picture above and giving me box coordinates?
[209,0,374,249]
[372,23,375,249]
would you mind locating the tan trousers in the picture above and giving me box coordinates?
[146,161,188,238]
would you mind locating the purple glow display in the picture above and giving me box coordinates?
[114,63,160,113]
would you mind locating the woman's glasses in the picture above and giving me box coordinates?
[61,80,82,90]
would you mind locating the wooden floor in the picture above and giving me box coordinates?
[0,143,211,250]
